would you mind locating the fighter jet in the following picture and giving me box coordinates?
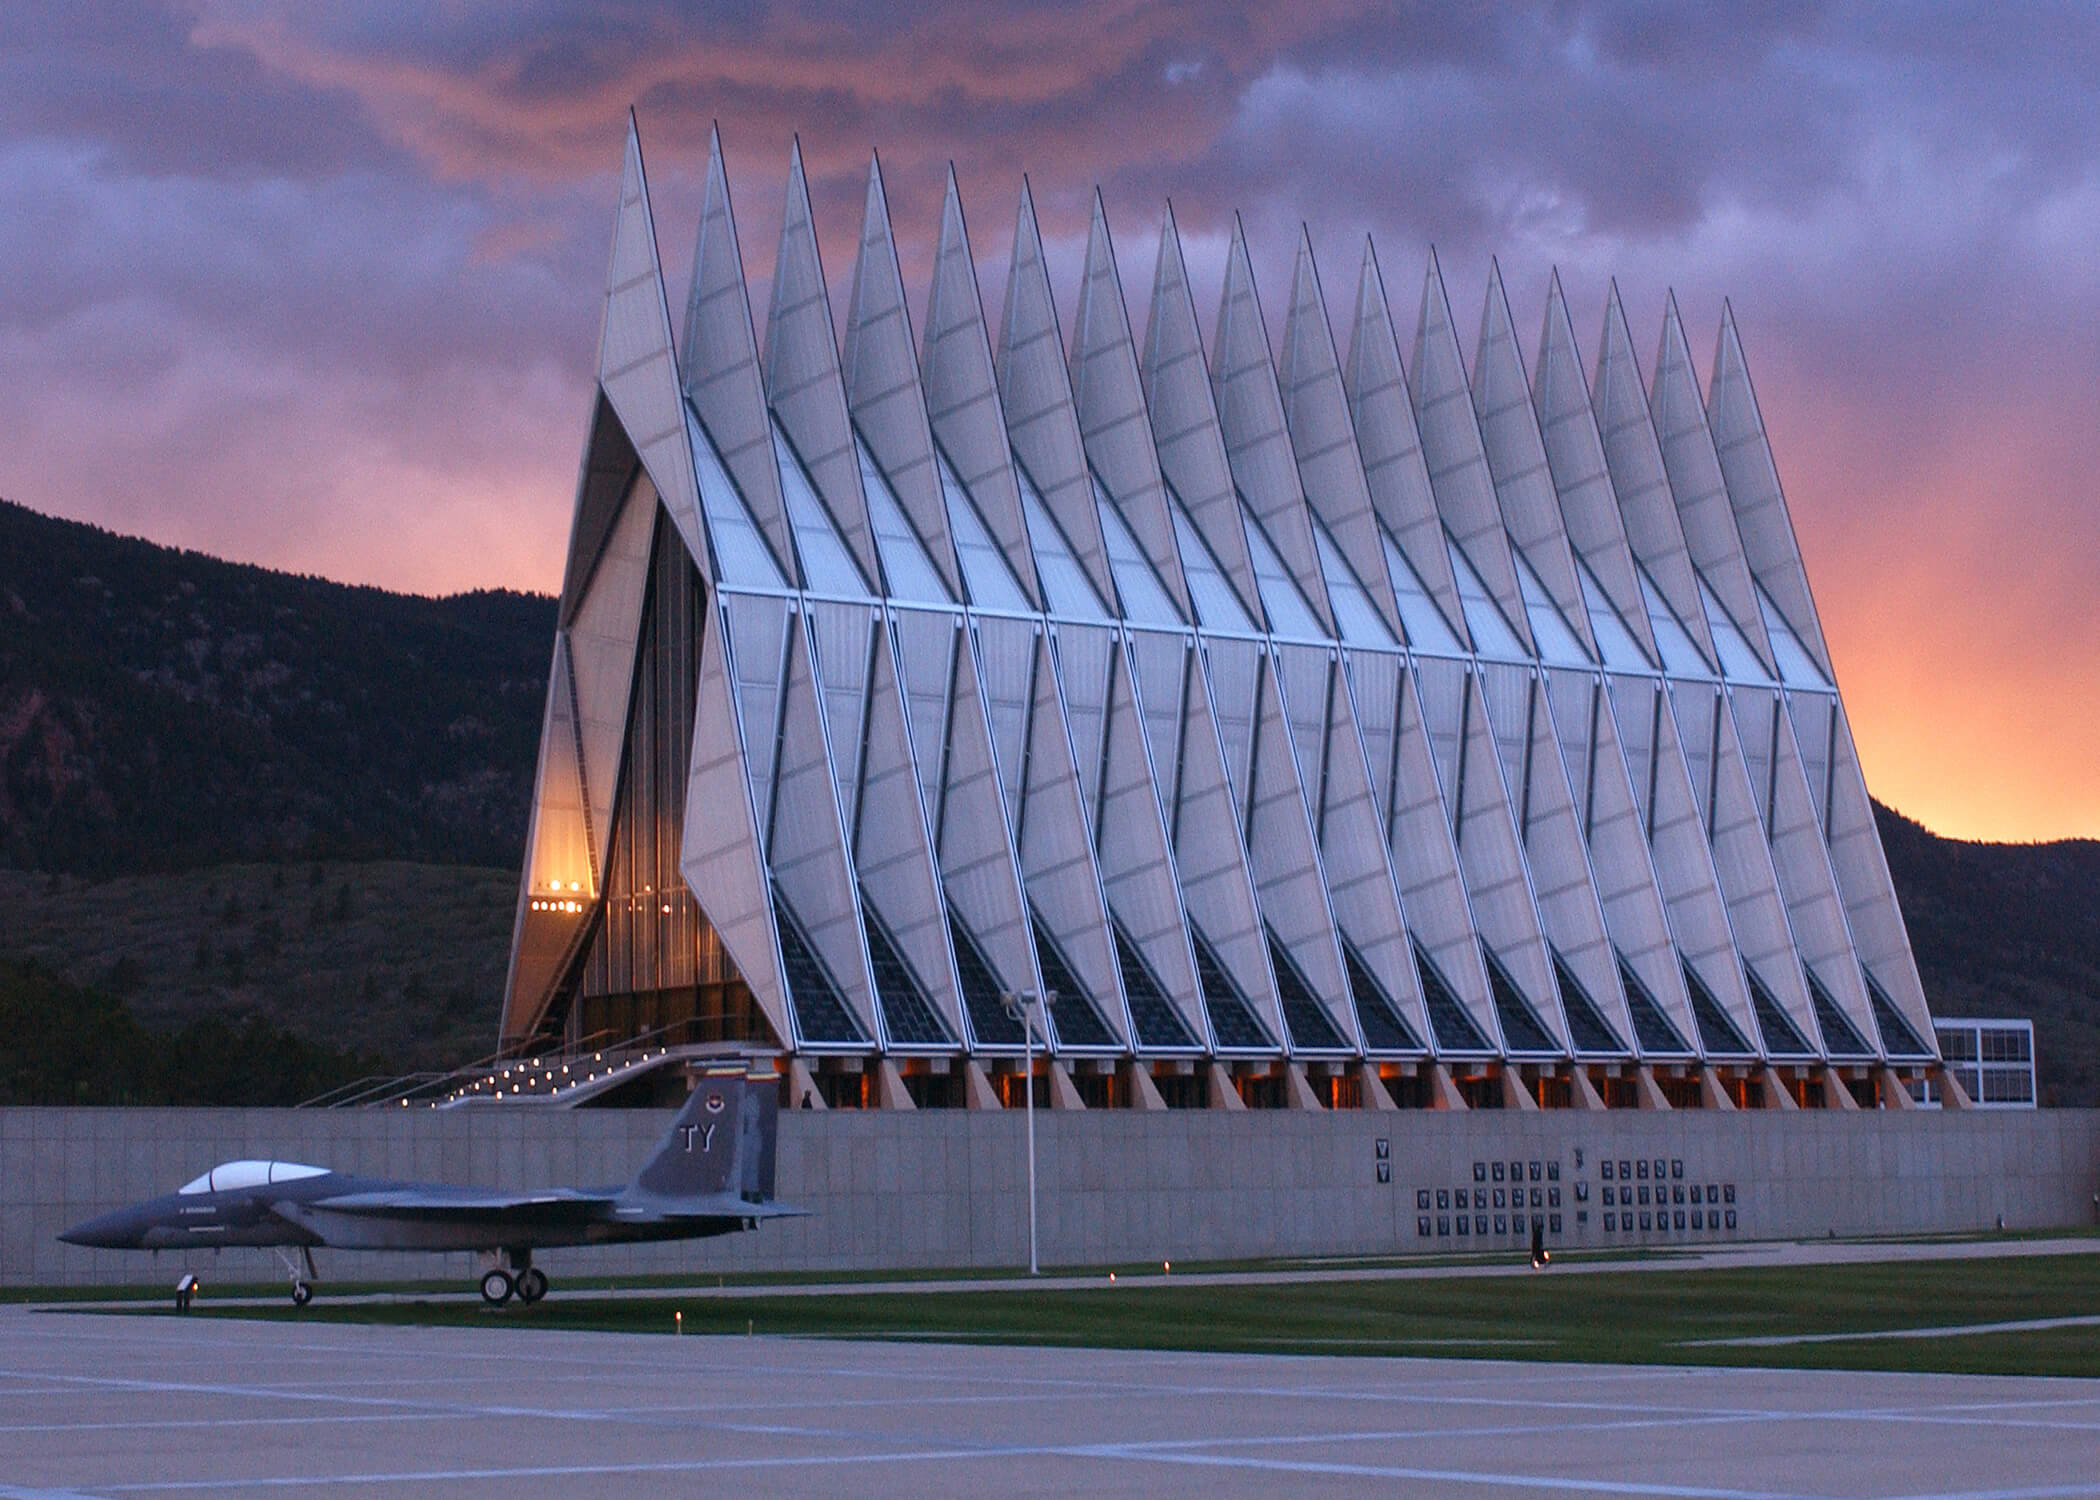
[59,1063,799,1306]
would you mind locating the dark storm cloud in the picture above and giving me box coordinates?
[1,0,2095,836]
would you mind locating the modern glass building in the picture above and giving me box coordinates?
[501,119,1951,1112]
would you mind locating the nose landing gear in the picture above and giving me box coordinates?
[276,1247,320,1307]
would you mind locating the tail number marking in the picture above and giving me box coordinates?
[677,1122,719,1154]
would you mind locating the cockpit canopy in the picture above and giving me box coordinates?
[178,1160,331,1195]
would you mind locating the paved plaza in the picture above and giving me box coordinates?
[2,1306,2098,1498]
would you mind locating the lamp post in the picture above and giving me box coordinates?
[1000,990,1049,1275]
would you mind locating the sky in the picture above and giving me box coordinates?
[2,2,2096,844]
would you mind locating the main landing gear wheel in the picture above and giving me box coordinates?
[480,1269,515,1306]
[290,1281,313,1307]
[515,1267,548,1304]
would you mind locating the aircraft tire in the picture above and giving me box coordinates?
[516,1268,548,1304]
[290,1281,313,1307]
[480,1270,515,1306]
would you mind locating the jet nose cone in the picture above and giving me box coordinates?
[59,1207,146,1249]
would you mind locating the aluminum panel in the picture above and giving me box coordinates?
[1593,284,1716,666]
[679,128,794,580]
[768,615,882,1044]
[1053,624,1113,820]
[1532,273,1657,662]
[1431,660,1567,1051]
[594,122,707,571]
[802,600,874,842]
[1668,679,1820,1053]
[1543,668,1696,1053]
[1211,223,1338,636]
[1500,667,1634,1053]
[1277,232,1407,640]
[1389,664,1503,1048]
[1343,243,1469,646]
[1090,640,1210,1045]
[1312,648,1432,1048]
[1069,196,1194,620]
[1011,629,1131,1045]
[1820,699,1937,1049]
[888,606,960,818]
[1472,262,1596,658]
[764,142,881,590]
[1413,252,1533,652]
[678,599,792,1045]
[841,157,965,603]
[1650,294,1777,678]
[1749,685,1880,1054]
[1708,303,1837,679]
[1168,637,1284,1047]
[855,617,968,1042]
[920,169,1036,607]
[1142,207,1266,627]
[997,182,1117,611]
[1202,634,1260,812]
[936,626,1043,1039]
[972,613,1035,831]
[1246,651,1353,1048]
[1611,672,1757,1055]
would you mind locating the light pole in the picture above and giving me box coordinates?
[1000,990,1048,1275]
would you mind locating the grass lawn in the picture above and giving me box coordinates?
[145,1251,2100,1378]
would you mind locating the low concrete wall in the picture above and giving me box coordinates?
[4,1106,2096,1287]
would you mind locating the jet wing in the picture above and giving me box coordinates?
[306,1187,614,1223]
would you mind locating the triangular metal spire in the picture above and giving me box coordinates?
[1210,217,1337,636]
[1140,203,1265,626]
[1707,302,1836,679]
[765,138,881,589]
[769,615,884,1046]
[579,119,707,574]
[841,154,966,602]
[1315,656,1434,1051]
[1387,659,1504,1050]
[937,626,1046,1048]
[1651,292,1777,677]
[1592,282,1716,665]
[920,166,1038,607]
[1009,626,1130,1045]
[678,602,793,1047]
[1614,672,1761,1054]
[1739,686,1879,1050]
[1069,190,1194,620]
[1247,652,1358,1050]
[1472,259,1597,658]
[1541,670,1699,1054]
[855,618,970,1045]
[1412,250,1533,651]
[997,179,1117,610]
[1532,270,1658,663]
[1277,228,1408,641]
[1342,239,1469,645]
[681,125,795,581]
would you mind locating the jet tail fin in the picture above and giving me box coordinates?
[629,1064,781,1204]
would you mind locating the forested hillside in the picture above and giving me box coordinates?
[0,499,553,876]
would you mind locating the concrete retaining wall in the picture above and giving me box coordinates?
[4,1106,2096,1287]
